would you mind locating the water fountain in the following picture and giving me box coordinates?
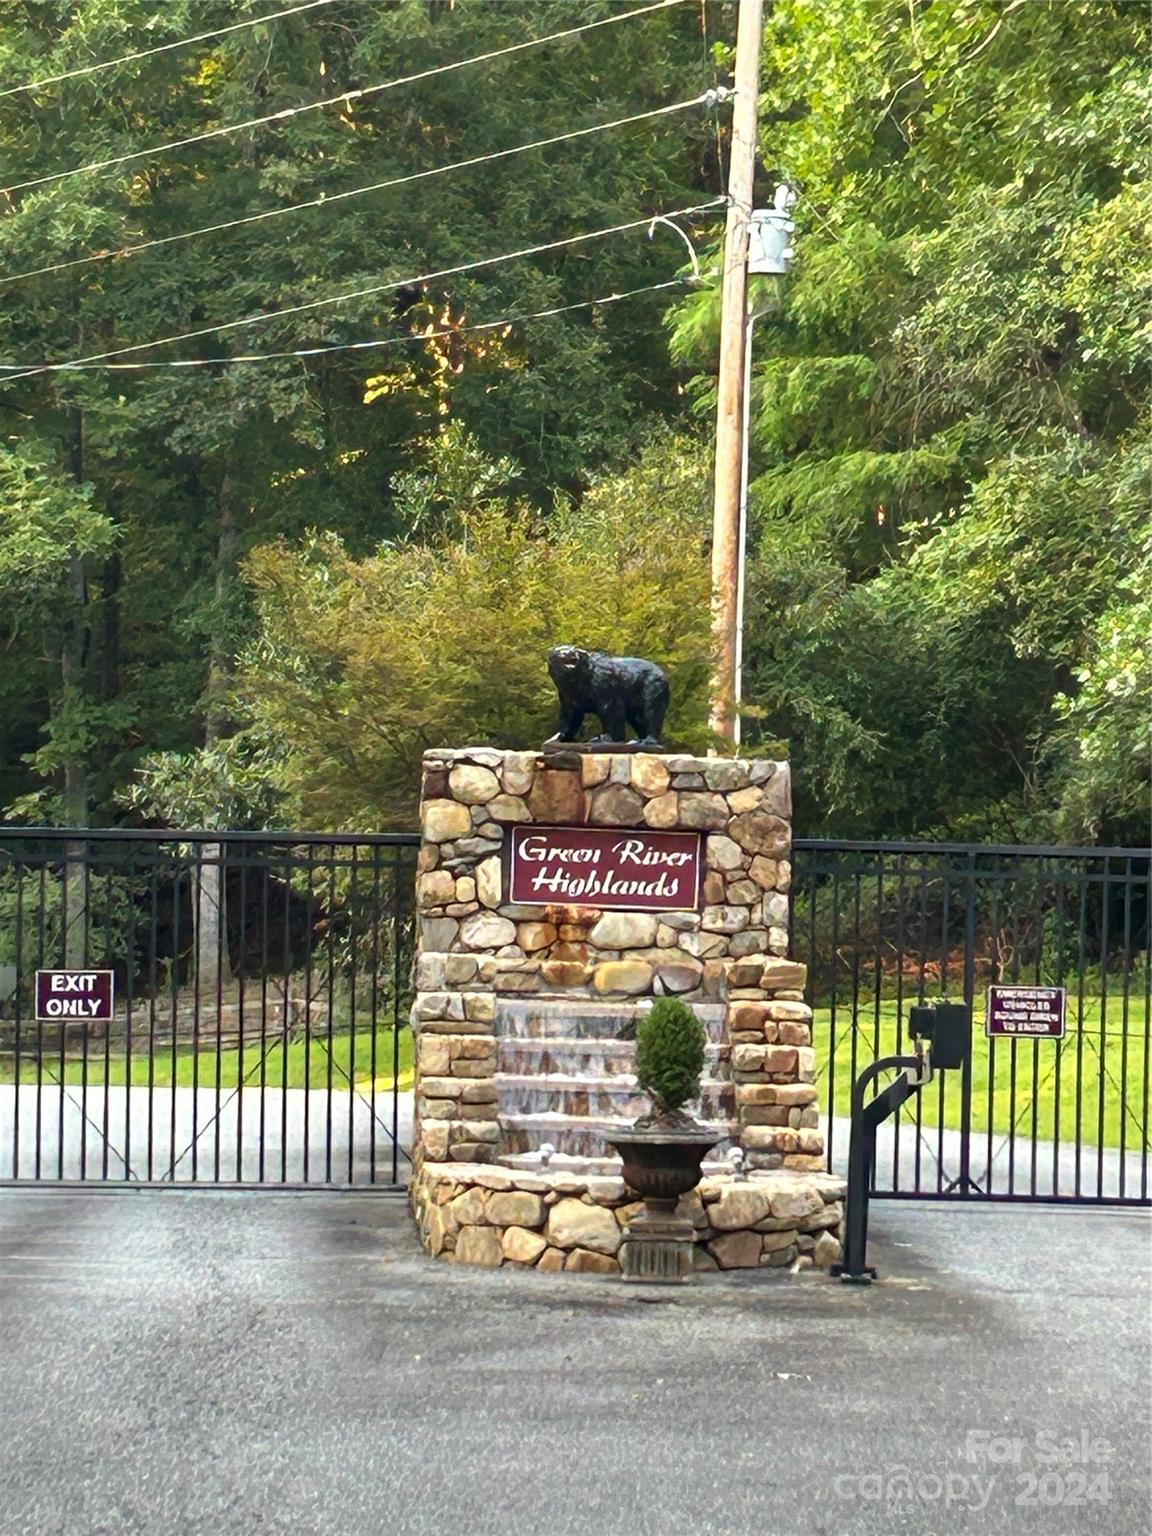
[495,999,737,1172]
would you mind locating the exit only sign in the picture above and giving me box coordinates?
[35,970,115,1022]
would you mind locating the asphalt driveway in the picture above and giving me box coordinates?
[0,1188,1147,1536]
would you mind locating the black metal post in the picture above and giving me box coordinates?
[944,852,982,1194]
[834,1053,923,1283]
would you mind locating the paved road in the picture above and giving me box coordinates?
[0,1085,413,1185]
[0,1189,1147,1536]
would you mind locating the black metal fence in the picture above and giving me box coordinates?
[789,841,1151,1206]
[0,829,419,1187]
[5,827,1148,1207]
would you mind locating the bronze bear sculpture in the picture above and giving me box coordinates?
[545,645,670,748]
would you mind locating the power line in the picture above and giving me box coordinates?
[1,277,693,372]
[1,0,687,196]
[0,2,339,101]
[0,198,725,381]
[0,95,714,288]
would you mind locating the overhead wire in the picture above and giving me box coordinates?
[0,1,340,100]
[0,277,695,373]
[0,198,725,381]
[1,0,687,196]
[0,94,714,288]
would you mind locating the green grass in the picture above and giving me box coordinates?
[813,998,1150,1152]
[0,1025,414,1093]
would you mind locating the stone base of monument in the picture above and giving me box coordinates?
[410,1163,846,1276]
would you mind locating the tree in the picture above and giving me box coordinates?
[1052,524,1152,841]
[671,0,1150,842]
[1,0,723,822]
[3,1,1146,846]
[0,440,118,817]
[232,429,713,828]
[0,440,117,954]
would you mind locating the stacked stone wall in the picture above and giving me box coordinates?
[411,1163,845,1274]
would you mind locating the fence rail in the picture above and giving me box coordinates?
[0,829,420,1187]
[789,840,1152,1205]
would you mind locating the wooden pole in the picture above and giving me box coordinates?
[709,0,764,749]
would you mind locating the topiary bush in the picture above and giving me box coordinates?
[634,997,707,1124]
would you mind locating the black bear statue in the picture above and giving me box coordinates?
[545,645,670,748]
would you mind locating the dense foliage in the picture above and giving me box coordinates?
[0,0,721,822]
[1,1,1147,843]
[232,427,712,828]
[634,995,706,1115]
[674,0,1150,842]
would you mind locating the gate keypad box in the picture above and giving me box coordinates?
[907,1002,971,1071]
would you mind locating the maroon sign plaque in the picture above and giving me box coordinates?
[508,825,703,911]
[35,969,115,1022]
[985,984,1066,1039]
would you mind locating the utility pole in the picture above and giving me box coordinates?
[709,0,764,750]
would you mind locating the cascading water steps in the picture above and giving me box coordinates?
[495,999,739,1173]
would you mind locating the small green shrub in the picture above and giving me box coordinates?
[634,997,706,1115]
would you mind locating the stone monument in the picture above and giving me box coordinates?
[407,652,844,1275]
